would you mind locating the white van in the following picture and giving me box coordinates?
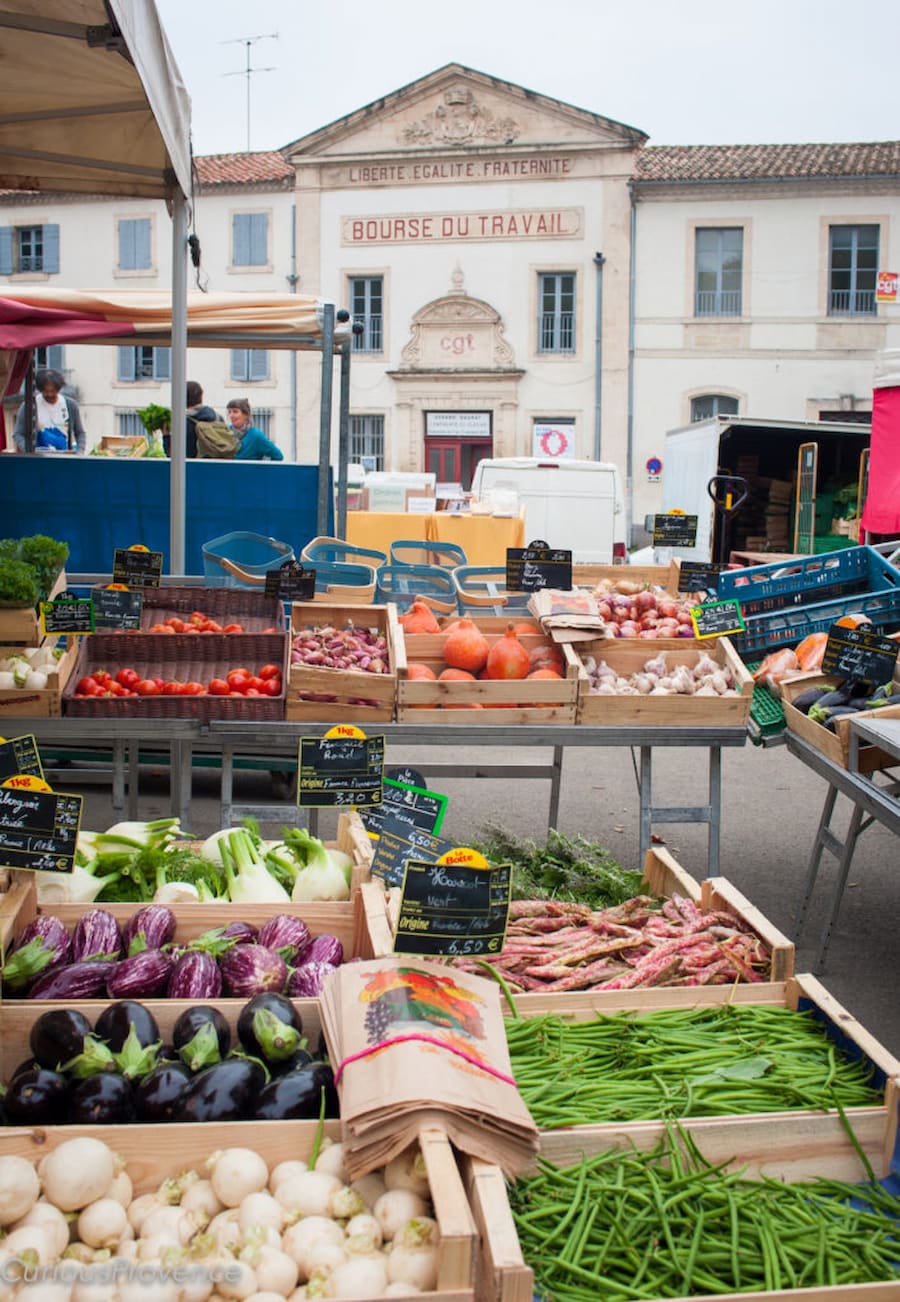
[470,457,627,564]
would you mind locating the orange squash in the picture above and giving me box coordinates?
[528,642,565,673]
[835,613,872,629]
[438,667,476,681]
[484,624,531,680]
[527,667,563,680]
[443,619,490,673]
[406,662,437,680]
[511,621,539,636]
[398,600,441,635]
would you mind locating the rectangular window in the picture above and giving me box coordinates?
[694,228,743,316]
[35,345,64,372]
[232,212,269,267]
[0,223,60,274]
[691,394,739,422]
[230,349,270,382]
[349,414,384,469]
[537,273,575,353]
[350,277,384,353]
[117,411,146,437]
[252,408,273,438]
[829,225,879,315]
[117,346,171,381]
[117,218,151,271]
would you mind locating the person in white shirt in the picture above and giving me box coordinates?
[13,367,86,453]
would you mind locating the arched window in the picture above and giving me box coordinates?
[691,394,739,423]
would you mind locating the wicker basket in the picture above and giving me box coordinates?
[139,586,285,632]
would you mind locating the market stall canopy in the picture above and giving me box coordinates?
[0,0,191,200]
[861,349,900,537]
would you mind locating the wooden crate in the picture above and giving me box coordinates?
[461,1156,534,1302]
[782,673,900,772]
[0,637,78,718]
[286,602,399,722]
[0,1121,476,1300]
[97,434,147,457]
[574,636,754,726]
[572,559,681,592]
[395,626,580,724]
[0,566,67,645]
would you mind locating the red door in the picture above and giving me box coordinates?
[425,438,493,490]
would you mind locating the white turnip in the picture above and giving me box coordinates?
[0,1154,40,1224]
[41,1138,117,1212]
[373,1190,428,1241]
[209,1149,270,1208]
[77,1196,129,1248]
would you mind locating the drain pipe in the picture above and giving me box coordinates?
[592,251,605,460]
[626,181,637,546]
[286,201,299,462]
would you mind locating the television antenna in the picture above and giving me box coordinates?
[222,32,278,152]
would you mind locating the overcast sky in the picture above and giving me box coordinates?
[155,0,898,158]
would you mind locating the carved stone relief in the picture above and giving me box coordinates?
[399,271,517,370]
[401,85,520,147]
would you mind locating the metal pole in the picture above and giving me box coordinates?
[593,251,605,460]
[23,361,35,454]
[169,190,189,574]
[288,201,298,462]
[336,339,351,539]
[626,183,637,547]
[317,303,335,537]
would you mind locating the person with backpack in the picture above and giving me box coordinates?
[13,367,86,453]
[173,380,220,458]
[226,397,284,461]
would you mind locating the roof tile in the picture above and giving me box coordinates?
[195,151,293,187]
[635,141,900,183]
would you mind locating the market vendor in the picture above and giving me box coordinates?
[13,367,86,454]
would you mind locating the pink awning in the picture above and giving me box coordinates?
[861,384,900,535]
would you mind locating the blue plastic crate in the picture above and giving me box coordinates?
[720,545,897,618]
[374,564,458,614]
[201,531,294,588]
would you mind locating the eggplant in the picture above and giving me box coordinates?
[27,961,112,1001]
[134,1063,192,1122]
[822,704,864,733]
[71,910,123,964]
[167,951,222,1000]
[122,905,176,956]
[173,1006,231,1071]
[789,686,830,715]
[309,1061,339,1116]
[4,1068,69,1125]
[223,921,257,943]
[257,915,311,963]
[70,1074,134,1125]
[178,1059,264,1123]
[238,993,304,1064]
[2,916,71,992]
[288,961,339,999]
[811,688,853,711]
[95,1001,161,1053]
[29,1008,94,1071]
[298,934,344,967]
[10,1057,39,1080]
[254,1061,339,1121]
[57,1035,117,1079]
[273,1047,313,1075]
[106,949,174,1000]
[220,944,287,998]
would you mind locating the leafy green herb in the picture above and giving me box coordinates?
[472,824,644,908]
[17,534,68,600]
[0,559,40,607]
[136,403,171,437]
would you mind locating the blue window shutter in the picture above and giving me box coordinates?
[250,349,269,381]
[0,227,12,275]
[118,347,135,381]
[42,224,60,273]
[154,348,170,380]
[118,221,135,270]
[233,214,250,266]
[46,345,64,371]
[135,219,151,269]
[250,214,268,265]
[230,349,246,381]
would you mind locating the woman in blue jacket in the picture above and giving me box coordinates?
[226,397,284,461]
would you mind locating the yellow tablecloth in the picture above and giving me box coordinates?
[345,510,525,568]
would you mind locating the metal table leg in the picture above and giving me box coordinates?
[708,745,722,876]
[639,744,724,876]
[127,742,140,819]
[170,739,193,824]
[639,746,653,864]
[815,802,867,972]
[111,738,127,820]
[220,743,234,828]
[793,786,839,939]
[549,745,563,829]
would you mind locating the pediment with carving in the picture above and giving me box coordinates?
[400,277,516,371]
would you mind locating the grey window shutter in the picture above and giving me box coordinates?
[42,224,60,273]
[250,349,269,381]
[47,345,64,371]
[233,214,250,265]
[0,227,12,275]
[135,219,151,269]
[119,221,135,270]
[154,348,171,380]
[249,214,267,265]
[230,349,244,381]
[118,347,136,381]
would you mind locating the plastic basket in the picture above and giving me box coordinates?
[745,665,787,739]
[374,564,458,614]
[301,536,388,568]
[452,565,533,617]
[312,562,376,605]
[201,532,294,589]
[389,539,468,569]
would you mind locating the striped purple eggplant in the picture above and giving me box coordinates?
[220,944,287,998]
[2,916,71,992]
[222,921,257,943]
[123,906,176,957]
[106,949,174,999]
[27,961,112,1000]
[71,910,123,964]
[297,933,344,967]
[257,915,311,963]
[167,951,222,1000]
[287,961,339,998]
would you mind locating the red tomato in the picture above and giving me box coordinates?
[204,620,223,633]
[246,676,265,692]
[190,612,207,625]
[152,677,165,690]
[136,679,161,696]
[93,669,113,686]
[260,627,277,634]
[115,667,140,689]
[260,678,282,697]
[76,676,97,695]
[227,669,251,690]
[162,680,182,695]
[182,682,206,696]
[108,681,130,696]
[259,663,282,680]
[243,688,262,697]
[168,618,186,632]
[223,623,244,634]
[207,678,230,696]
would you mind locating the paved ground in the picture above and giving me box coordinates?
[66,732,900,1058]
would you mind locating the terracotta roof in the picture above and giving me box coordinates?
[635,141,900,184]
[195,151,293,188]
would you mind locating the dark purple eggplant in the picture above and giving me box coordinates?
[822,704,864,732]
[273,1047,313,1075]
[223,921,257,943]
[71,910,123,964]
[220,944,287,998]
[58,1035,117,1079]
[106,950,174,1000]
[134,1063,192,1122]
[11,1057,39,1080]
[4,1068,69,1125]
[288,961,339,998]
[309,1061,339,1116]
[178,1059,265,1122]
[298,934,344,967]
[173,1007,231,1071]
[29,1008,94,1070]
[70,1074,134,1125]
[2,916,71,992]
[254,1062,338,1121]
[167,951,222,1000]
[238,993,304,1064]
[790,686,830,714]
[123,905,176,956]
[257,915,311,963]
[95,1001,161,1053]
[27,961,112,1000]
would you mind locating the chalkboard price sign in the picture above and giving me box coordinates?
[370,812,456,889]
[690,599,746,639]
[678,561,724,594]
[361,778,448,840]
[264,560,317,602]
[112,547,164,589]
[40,597,94,635]
[822,624,900,685]
[0,786,82,874]
[297,733,385,807]
[91,586,144,631]
[0,735,43,783]
[506,540,573,592]
[652,514,699,548]
[393,851,512,957]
